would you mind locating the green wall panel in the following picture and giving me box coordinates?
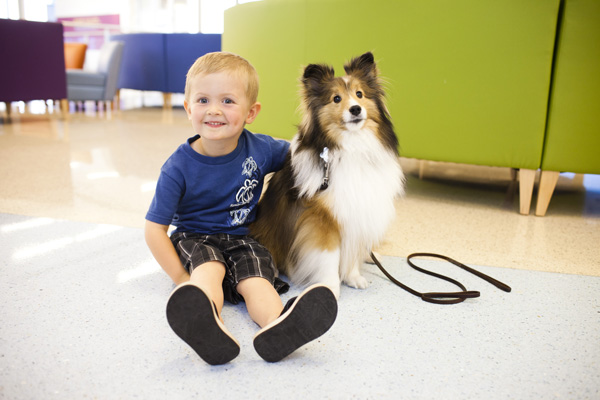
[224,0,560,170]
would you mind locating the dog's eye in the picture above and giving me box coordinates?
[333,95,342,104]
[356,91,363,99]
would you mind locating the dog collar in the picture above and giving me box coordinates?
[319,147,330,191]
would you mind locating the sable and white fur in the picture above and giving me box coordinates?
[250,52,404,298]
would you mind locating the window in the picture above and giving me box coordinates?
[1,0,53,21]
[200,0,262,33]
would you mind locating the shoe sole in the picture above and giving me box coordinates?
[253,284,337,362]
[166,284,240,365]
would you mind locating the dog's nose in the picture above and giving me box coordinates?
[349,105,362,116]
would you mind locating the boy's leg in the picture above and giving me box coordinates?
[189,261,226,321]
[166,261,239,365]
[236,277,284,328]
[240,279,338,363]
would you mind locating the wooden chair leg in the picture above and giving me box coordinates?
[3,102,11,121]
[519,169,536,215]
[60,99,69,119]
[535,171,560,216]
[162,92,172,110]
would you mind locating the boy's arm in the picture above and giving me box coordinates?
[144,220,190,285]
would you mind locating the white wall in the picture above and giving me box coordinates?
[53,0,203,33]
[54,0,131,32]
[54,0,124,18]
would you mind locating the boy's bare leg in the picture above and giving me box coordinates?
[252,284,337,363]
[189,261,226,321]
[166,261,239,365]
[236,277,283,328]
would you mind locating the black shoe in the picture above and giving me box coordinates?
[166,283,240,365]
[253,284,338,362]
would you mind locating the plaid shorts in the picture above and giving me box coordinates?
[170,232,289,304]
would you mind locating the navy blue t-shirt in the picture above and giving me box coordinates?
[146,129,290,236]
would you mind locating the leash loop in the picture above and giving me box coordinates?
[370,252,511,305]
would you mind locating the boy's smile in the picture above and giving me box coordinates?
[184,71,261,157]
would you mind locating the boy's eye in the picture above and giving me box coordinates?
[223,98,234,104]
[199,98,208,104]
[333,95,342,104]
[356,91,363,98]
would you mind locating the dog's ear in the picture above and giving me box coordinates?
[344,52,376,78]
[302,63,335,93]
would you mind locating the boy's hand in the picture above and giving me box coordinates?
[145,220,190,285]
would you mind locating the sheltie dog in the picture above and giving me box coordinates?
[251,52,405,298]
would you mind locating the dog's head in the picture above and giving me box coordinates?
[298,52,396,151]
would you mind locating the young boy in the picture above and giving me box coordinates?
[145,52,337,365]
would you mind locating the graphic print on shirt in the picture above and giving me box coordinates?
[229,157,260,226]
[241,157,258,178]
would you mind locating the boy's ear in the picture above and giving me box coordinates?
[245,102,261,124]
[183,100,192,119]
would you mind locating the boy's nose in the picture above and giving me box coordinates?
[207,107,222,115]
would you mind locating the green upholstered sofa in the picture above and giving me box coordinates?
[535,0,600,216]
[222,0,562,214]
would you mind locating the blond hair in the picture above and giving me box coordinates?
[184,52,259,104]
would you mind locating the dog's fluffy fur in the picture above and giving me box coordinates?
[251,52,405,298]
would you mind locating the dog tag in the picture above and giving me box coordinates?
[320,147,329,163]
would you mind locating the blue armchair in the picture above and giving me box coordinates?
[111,33,221,108]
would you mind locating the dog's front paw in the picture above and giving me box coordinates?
[343,274,370,290]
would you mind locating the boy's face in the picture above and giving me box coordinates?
[184,71,260,155]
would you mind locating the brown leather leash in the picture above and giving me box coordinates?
[370,252,512,304]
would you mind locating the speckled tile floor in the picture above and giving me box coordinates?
[1,105,599,399]
[1,213,598,399]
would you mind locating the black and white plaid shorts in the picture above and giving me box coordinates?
[170,232,289,304]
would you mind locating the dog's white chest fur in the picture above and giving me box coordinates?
[325,129,404,247]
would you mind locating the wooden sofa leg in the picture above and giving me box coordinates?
[418,160,426,179]
[163,92,172,110]
[519,169,536,215]
[535,171,560,216]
